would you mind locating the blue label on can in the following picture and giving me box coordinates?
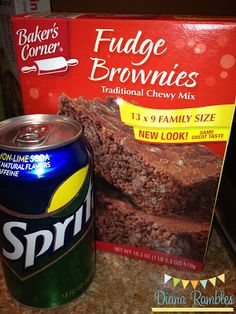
[0,141,94,280]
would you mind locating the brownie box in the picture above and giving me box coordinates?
[12,13,236,271]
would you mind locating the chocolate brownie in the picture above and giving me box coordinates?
[59,93,222,219]
[95,182,209,261]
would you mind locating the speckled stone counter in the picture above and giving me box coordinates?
[0,223,235,314]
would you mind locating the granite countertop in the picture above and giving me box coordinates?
[0,222,235,314]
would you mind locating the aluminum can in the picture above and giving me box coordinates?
[0,114,95,308]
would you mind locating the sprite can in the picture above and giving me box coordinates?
[0,114,95,308]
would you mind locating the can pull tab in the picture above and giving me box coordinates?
[15,124,49,145]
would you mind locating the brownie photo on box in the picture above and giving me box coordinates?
[58,93,222,262]
[59,94,222,219]
[95,178,210,261]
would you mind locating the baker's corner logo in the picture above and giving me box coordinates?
[21,57,79,76]
[151,272,235,313]
[15,22,79,76]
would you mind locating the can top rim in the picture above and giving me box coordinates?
[0,114,83,151]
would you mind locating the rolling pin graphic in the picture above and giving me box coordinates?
[21,56,79,75]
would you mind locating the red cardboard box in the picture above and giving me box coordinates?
[12,13,236,271]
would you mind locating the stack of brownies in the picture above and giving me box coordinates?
[59,93,222,262]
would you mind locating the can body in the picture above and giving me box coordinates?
[0,115,95,308]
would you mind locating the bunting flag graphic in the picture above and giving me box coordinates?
[182,280,190,289]
[191,280,199,289]
[163,273,226,289]
[173,278,181,287]
[164,274,172,284]
[217,273,225,283]
[209,277,217,287]
[200,279,207,289]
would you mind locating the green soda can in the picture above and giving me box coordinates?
[0,114,95,308]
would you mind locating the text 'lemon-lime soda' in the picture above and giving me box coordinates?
[0,114,95,308]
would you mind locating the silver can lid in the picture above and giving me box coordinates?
[0,114,83,152]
